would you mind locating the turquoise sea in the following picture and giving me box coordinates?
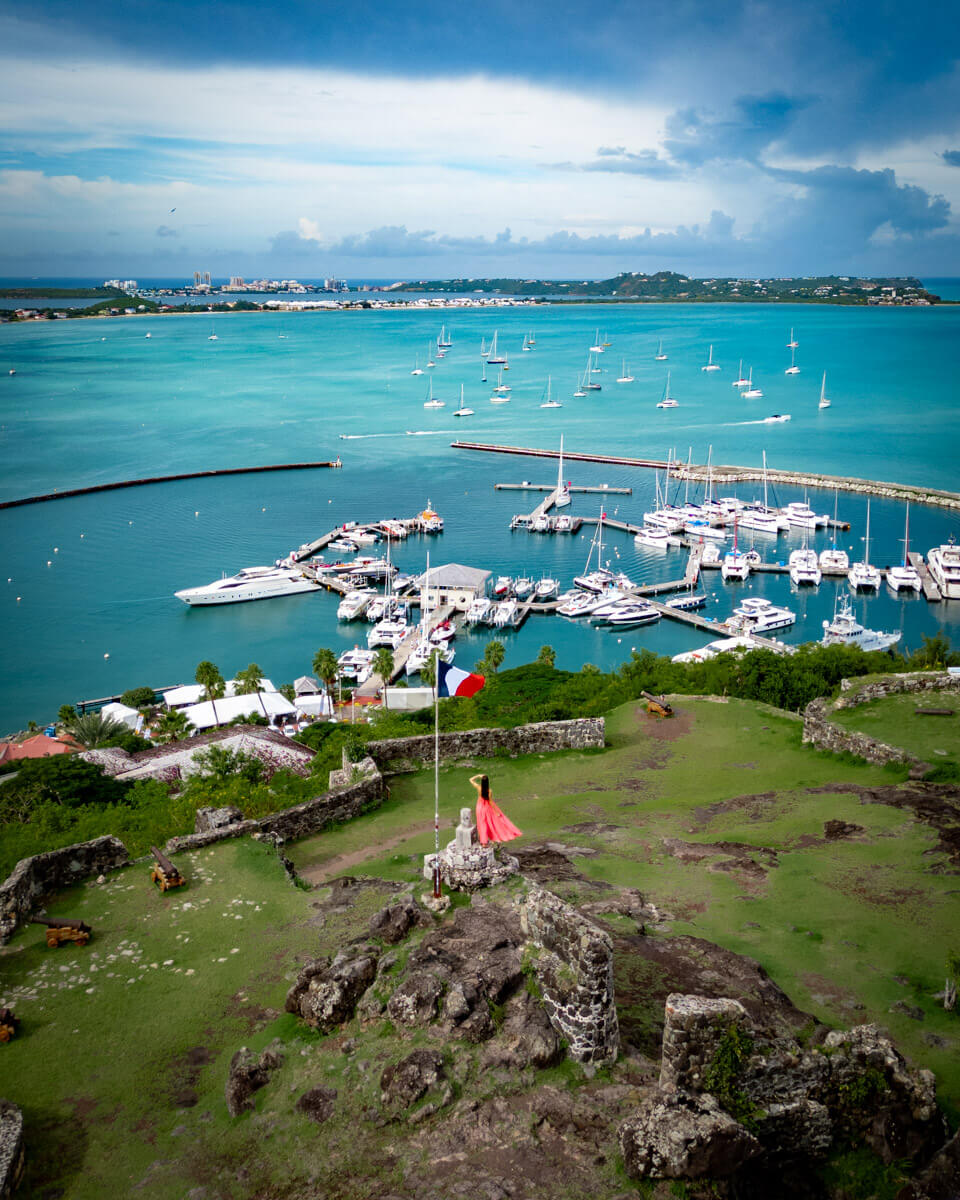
[1,302,959,732]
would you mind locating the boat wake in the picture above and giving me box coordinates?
[723,419,782,427]
[338,433,395,440]
[404,430,448,436]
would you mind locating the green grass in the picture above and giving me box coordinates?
[833,691,959,766]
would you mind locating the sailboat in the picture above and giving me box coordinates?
[423,379,445,409]
[739,451,780,535]
[453,383,474,418]
[722,516,751,581]
[574,510,618,592]
[582,356,602,390]
[787,328,799,349]
[492,368,511,395]
[785,346,799,375]
[848,500,881,590]
[656,371,678,408]
[589,329,604,353]
[522,333,531,352]
[481,356,487,383]
[540,376,562,408]
[528,332,536,347]
[616,359,634,383]
[555,435,571,507]
[655,338,667,361]
[886,504,922,592]
[732,359,750,387]
[819,491,849,573]
[743,367,763,399]
[701,345,720,372]
[573,375,587,398]
[818,372,831,409]
[486,331,507,364]
[425,343,436,368]
[411,354,423,376]
[208,326,218,341]
[789,525,822,586]
[437,325,452,349]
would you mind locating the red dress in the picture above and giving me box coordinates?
[476,794,522,846]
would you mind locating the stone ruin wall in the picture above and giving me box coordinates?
[0,835,129,945]
[835,671,960,709]
[519,883,619,1065]
[367,717,605,774]
[0,1101,24,1200]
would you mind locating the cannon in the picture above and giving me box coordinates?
[642,690,674,719]
[0,1007,18,1043]
[30,916,92,947]
[150,846,186,892]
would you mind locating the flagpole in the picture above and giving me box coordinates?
[433,644,441,899]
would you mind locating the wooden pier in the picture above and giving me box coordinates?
[355,606,456,698]
[495,483,632,495]
[909,552,943,602]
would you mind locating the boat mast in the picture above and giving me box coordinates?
[902,502,911,567]
[557,434,564,492]
[762,450,769,511]
[864,500,872,568]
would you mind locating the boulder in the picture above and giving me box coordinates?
[368,898,426,945]
[225,1046,284,1117]
[386,971,443,1026]
[618,1087,762,1180]
[483,990,563,1071]
[0,1100,25,1200]
[295,1086,338,1125]
[380,1049,445,1109]
[897,1126,960,1200]
[285,945,379,1032]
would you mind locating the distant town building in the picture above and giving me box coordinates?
[193,271,212,287]
[103,279,138,292]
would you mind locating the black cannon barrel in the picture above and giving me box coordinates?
[151,845,178,875]
[30,916,91,931]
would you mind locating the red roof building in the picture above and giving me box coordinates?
[0,734,78,765]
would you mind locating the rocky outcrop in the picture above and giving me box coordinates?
[285,945,379,1032]
[898,1127,960,1200]
[295,1086,338,1125]
[380,1049,446,1110]
[386,971,444,1026]
[367,717,605,774]
[620,993,948,1182]
[0,1101,24,1200]
[0,835,129,944]
[225,1045,284,1117]
[481,989,563,1071]
[619,1088,761,1180]
[519,884,619,1065]
[367,897,427,945]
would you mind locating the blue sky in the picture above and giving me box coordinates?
[1,0,959,279]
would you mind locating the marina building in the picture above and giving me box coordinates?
[416,563,491,613]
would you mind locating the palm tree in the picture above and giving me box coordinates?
[233,662,264,696]
[372,647,395,708]
[153,709,195,744]
[195,660,225,701]
[63,711,133,749]
[484,640,505,674]
[537,645,556,668]
[312,648,339,696]
[420,651,438,689]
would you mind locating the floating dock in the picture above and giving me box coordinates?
[909,552,943,602]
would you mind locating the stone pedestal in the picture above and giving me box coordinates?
[423,807,519,892]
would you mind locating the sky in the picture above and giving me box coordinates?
[1,0,959,280]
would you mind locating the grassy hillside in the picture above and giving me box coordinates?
[833,691,959,768]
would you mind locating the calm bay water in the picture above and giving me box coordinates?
[1,302,959,732]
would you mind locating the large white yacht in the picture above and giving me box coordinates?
[848,499,881,590]
[928,542,960,598]
[337,590,376,620]
[886,504,922,592]
[727,596,796,633]
[789,548,822,586]
[821,599,901,651]
[175,564,320,606]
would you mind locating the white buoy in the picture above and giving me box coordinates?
[80,533,84,538]
[195,511,199,517]
[47,560,52,567]
[16,596,21,602]
[6,578,10,583]
[54,547,59,553]
[104,653,110,659]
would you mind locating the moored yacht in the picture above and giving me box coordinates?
[635,525,670,550]
[742,368,763,399]
[732,360,750,387]
[886,504,921,592]
[337,590,376,620]
[821,598,900,651]
[656,371,678,408]
[701,345,720,372]
[927,541,960,599]
[175,565,320,606]
[535,576,560,600]
[464,596,493,625]
[848,499,881,590]
[789,547,822,586]
[727,596,796,633]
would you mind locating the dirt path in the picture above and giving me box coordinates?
[298,822,435,884]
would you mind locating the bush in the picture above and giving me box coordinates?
[3,755,128,811]
[120,686,157,709]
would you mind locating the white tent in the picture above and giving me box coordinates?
[101,701,140,729]
[294,694,334,717]
[181,691,296,731]
[164,678,277,710]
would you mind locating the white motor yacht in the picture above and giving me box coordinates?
[673,635,772,664]
[595,601,660,627]
[701,543,722,566]
[464,596,493,625]
[782,501,819,530]
[493,576,513,598]
[763,414,791,423]
[821,599,901,651]
[513,577,534,600]
[634,525,670,551]
[927,542,960,598]
[789,548,822,586]
[531,514,551,533]
[337,590,375,620]
[367,618,410,649]
[175,565,320,606]
[558,588,626,618]
[491,599,520,627]
[728,597,796,633]
[535,576,560,600]
[555,514,574,533]
[338,647,376,678]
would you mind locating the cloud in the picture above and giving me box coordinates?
[664,93,808,166]
[943,149,960,167]
[581,148,683,179]
[155,223,177,237]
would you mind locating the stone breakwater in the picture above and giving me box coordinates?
[366,718,605,774]
[802,671,960,773]
[519,883,620,1065]
[0,835,129,945]
[682,467,960,513]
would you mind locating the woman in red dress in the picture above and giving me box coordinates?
[470,774,522,848]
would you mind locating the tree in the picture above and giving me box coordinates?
[190,745,264,784]
[233,662,264,696]
[373,648,395,708]
[195,660,225,701]
[420,653,437,688]
[312,648,339,695]
[483,640,505,674]
[279,682,296,703]
[153,709,195,744]
[536,645,556,669]
[63,711,134,749]
[120,686,157,709]
[58,704,77,727]
[5,755,127,809]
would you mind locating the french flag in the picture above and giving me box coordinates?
[437,659,486,699]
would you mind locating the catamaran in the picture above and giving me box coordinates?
[701,345,720,372]
[743,367,763,399]
[655,339,667,361]
[616,359,634,383]
[787,328,799,349]
[574,510,620,592]
[423,379,445,409]
[789,527,822,586]
[818,371,831,409]
[486,331,507,364]
[738,452,781,536]
[819,491,849,573]
[721,518,751,581]
[634,525,670,550]
[453,384,474,417]
[848,499,881,590]
[492,369,511,395]
[886,504,922,592]
[785,346,799,375]
[656,371,678,408]
[589,329,604,353]
[732,360,750,387]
